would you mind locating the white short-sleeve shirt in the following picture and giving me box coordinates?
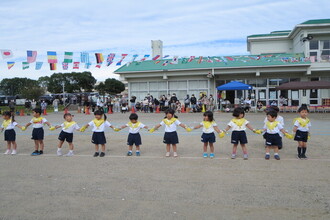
[294,118,311,132]
[264,115,284,126]
[30,117,48,128]
[264,121,284,134]
[88,120,112,132]
[200,121,217,133]
[126,122,145,134]
[61,122,80,133]
[1,121,18,130]
[160,119,181,132]
[227,119,249,131]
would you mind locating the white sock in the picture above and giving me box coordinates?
[69,150,73,153]
[57,148,62,151]
[265,153,270,155]
[274,153,279,156]
[136,150,140,153]
[128,150,132,153]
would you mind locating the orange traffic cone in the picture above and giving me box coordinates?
[85,107,90,115]
[20,109,25,116]
[131,106,135,113]
[108,107,113,114]
[181,105,185,113]
[43,109,47,115]
[156,106,160,113]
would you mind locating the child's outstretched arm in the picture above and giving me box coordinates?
[143,125,149,130]
[120,125,128,129]
[55,125,62,129]
[45,121,56,130]
[293,125,298,133]
[149,124,161,133]
[80,124,89,132]
[281,128,293,139]
[193,124,203,129]
[22,122,32,130]
[179,123,192,132]
[213,126,222,134]
[110,125,121,131]
[222,125,231,133]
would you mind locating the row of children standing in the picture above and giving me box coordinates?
[2,106,311,160]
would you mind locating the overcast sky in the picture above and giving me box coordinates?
[0,0,329,81]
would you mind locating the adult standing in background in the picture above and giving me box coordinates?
[184,95,190,111]
[52,99,59,113]
[31,99,37,109]
[8,100,15,114]
[208,94,215,111]
[190,94,197,112]
[41,100,47,114]
[170,93,178,110]
[130,96,136,111]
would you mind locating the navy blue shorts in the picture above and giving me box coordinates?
[58,131,73,143]
[127,133,142,146]
[231,131,248,144]
[92,132,106,145]
[265,133,282,147]
[294,130,308,142]
[32,128,44,140]
[264,133,283,149]
[163,131,179,144]
[201,132,216,143]
[4,129,16,141]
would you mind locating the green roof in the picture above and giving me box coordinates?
[301,19,330,24]
[247,32,289,38]
[115,53,310,73]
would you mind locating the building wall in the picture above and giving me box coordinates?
[249,39,292,55]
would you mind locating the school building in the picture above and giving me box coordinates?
[114,19,330,108]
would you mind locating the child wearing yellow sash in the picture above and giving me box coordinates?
[293,106,311,159]
[1,111,24,155]
[262,111,291,160]
[223,107,258,160]
[150,109,190,157]
[23,108,54,156]
[118,113,148,156]
[80,110,118,157]
[53,113,80,156]
[193,111,222,158]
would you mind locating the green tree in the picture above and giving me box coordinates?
[95,82,106,95]
[0,77,39,96]
[21,87,45,100]
[38,76,50,88]
[102,78,125,95]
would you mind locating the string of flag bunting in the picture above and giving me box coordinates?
[0,49,314,71]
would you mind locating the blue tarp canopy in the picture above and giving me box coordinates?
[217,81,253,91]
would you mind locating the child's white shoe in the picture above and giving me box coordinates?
[57,150,62,156]
[173,152,178,157]
[165,152,170,157]
[4,149,11,155]
[11,150,17,155]
[65,151,74,157]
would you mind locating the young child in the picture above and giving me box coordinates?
[119,113,148,156]
[80,110,119,157]
[293,106,311,159]
[150,109,191,157]
[262,111,292,160]
[222,107,258,160]
[1,111,24,155]
[264,106,284,149]
[193,111,223,159]
[54,113,80,156]
[23,108,55,156]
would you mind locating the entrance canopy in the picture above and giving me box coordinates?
[217,81,253,91]
[275,81,330,90]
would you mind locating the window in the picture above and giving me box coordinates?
[320,40,330,61]
[309,40,318,50]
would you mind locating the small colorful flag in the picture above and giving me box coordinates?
[214,58,222,62]
[64,52,73,63]
[95,63,102,68]
[62,62,68,70]
[131,54,138,62]
[73,62,80,69]
[197,56,203,64]
[170,56,178,64]
[181,57,188,64]
[116,54,128,66]
[107,53,116,66]
[22,62,29,70]
[139,55,150,62]
[188,56,195,62]
[207,56,213,63]
[85,62,91,69]
[27,50,37,63]
[225,56,234,61]
[36,62,43,70]
[81,52,89,63]
[47,51,57,63]
[163,55,169,59]
[1,50,13,59]
[95,53,104,64]
[152,55,160,61]
[7,62,15,69]
[50,63,57,70]
[162,60,169,66]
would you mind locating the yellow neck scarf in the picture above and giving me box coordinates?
[32,117,44,123]
[93,119,105,128]
[128,121,141,129]
[296,117,310,127]
[202,121,214,129]
[266,121,279,130]
[162,118,177,126]
[2,119,12,129]
[231,118,246,128]
[64,121,76,130]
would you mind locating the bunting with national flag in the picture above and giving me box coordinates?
[139,55,150,62]
[47,51,57,63]
[116,54,128,66]
[107,53,115,66]
[181,57,188,64]
[64,52,73,63]
[50,63,57,70]
[197,56,203,64]
[22,62,29,70]
[7,62,15,69]
[152,55,160,61]
[170,56,178,64]
[1,50,13,59]
[62,62,68,70]
[162,60,169,66]
[95,53,104,64]
[35,62,43,70]
[73,62,80,69]
[214,58,222,62]
[27,50,37,63]
[188,56,195,62]
[85,63,91,69]
[81,52,89,63]
[95,63,102,68]
[207,56,213,63]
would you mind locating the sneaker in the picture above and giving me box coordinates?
[203,153,208,158]
[274,155,280,160]
[93,152,99,157]
[209,153,215,159]
[127,151,133,156]
[11,150,17,155]
[57,150,62,156]
[265,154,270,160]
[173,152,178,157]
[136,151,140,156]
[31,150,40,156]
[100,152,105,157]
[297,154,302,159]
[165,152,170,157]
[301,154,308,160]
[243,154,248,160]
[65,151,74,157]
[39,150,43,155]
[231,154,236,159]
[4,149,11,155]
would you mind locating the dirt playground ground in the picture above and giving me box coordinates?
[0,111,329,220]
